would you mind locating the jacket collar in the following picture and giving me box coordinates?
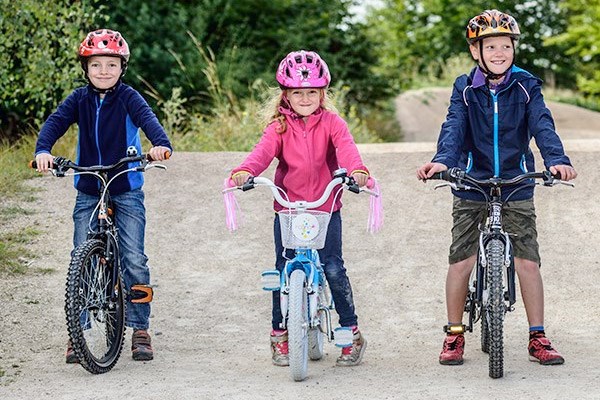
[471,66,512,90]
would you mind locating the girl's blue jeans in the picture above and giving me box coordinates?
[73,189,151,330]
[272,210,358,330]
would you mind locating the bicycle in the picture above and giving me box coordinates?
[30,148,167,374]
[428,167,573,378]
[223,168,379,381]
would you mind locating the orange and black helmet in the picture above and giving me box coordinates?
[466,10,520,44]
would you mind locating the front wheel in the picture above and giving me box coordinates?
[486,239,505,378]
[288,269,309,381]
[65,239,125,374]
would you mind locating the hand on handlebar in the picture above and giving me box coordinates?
[231,171,252,187]
[352,172,369,187]
[34,153,55,173]
[416,162,448,181]
[549,165,577,181]
[148,146,171,162]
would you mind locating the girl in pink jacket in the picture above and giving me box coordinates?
[230,50,369,368]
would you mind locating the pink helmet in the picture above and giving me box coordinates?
[276,50,331,89]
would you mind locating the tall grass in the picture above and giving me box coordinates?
[0,128,76,274]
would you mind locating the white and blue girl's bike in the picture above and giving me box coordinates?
[224,168,380,381]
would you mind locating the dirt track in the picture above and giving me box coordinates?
[1,91,600,399]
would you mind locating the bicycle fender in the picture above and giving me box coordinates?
[130,284,153,303]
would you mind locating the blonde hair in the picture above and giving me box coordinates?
[260,88,339,134]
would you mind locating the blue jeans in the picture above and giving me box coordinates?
[73,189,151,330]
[271,211,358,330]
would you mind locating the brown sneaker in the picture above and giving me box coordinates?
[270,330,289,367]
[66,340,78,364]
[131,329,154,361]
[336,329,367,367]
[528,332,564,365]
[439,334,465,365]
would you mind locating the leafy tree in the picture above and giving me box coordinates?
[365,0,574,91]
[98,0,388,111]
[0,0,104,140]
[546,0,600,96]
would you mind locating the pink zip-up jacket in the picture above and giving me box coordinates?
[231,108,369,212]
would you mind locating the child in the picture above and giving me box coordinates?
[34,29,172,363]
[230,50,370,367]
[416,10,577,366]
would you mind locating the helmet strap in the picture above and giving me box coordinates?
[477,39,516,84]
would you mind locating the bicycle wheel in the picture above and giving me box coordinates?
[288,269,309,381]
[308,283,329,361]
[65,239,125,374]
[486,239,505,378]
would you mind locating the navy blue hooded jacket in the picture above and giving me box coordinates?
[35,82,172,196]
[432,66,572,201]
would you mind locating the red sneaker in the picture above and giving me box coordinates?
[439,334,465,365]
[528,334,564,365]
[270,330,289,367]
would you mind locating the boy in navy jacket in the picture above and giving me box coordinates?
[417,11,577,366]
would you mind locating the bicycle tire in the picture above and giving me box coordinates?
[65,239,125,374]
[308,283,328,360]
[486,239,505,378]
[288,269,309,381]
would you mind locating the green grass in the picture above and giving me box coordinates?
[0,227,40,274]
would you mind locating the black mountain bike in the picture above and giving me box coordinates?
[30,149,166,374]
[429,167,573,378]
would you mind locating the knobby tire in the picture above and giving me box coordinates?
[486,239,505,378]
[65,239,125,374]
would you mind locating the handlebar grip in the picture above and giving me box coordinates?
[429,170,449,180]
[146,150,171,162]
[29,160,37,169]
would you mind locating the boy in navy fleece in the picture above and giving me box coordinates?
[35,29,171,363]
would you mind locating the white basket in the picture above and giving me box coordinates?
[278,210,331,249]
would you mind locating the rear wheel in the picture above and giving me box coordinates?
[65,239,125,374]
[308,284,328,360]
[486,239,505,378]
[288,269,309,381]
[481,308,490,354]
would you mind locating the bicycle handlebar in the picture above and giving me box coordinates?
[428,167,567,188]
[224,173,379,210]
[29,151,170,175]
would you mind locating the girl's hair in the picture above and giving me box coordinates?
[260,88,339,134]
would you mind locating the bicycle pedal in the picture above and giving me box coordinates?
[261,270,280,291]
[333,327,354,347]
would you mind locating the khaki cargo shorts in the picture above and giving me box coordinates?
[449,197,540,265]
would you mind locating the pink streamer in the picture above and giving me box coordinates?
[223,178,242,232]
[366,178,383,233]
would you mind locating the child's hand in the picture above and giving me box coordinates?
[549,165,577,181]
[417,162,448,181]
[352,172,369,187]
[231,171,251,186]
[148,146,171,161]
[35,153,54,173]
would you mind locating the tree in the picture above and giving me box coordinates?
[0,0,104,140]
[546,0,600,96]
[365,0,574,91]
[99,0,387,111]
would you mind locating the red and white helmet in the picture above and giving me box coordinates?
[78,29,130,62]
[276,50,331,89]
